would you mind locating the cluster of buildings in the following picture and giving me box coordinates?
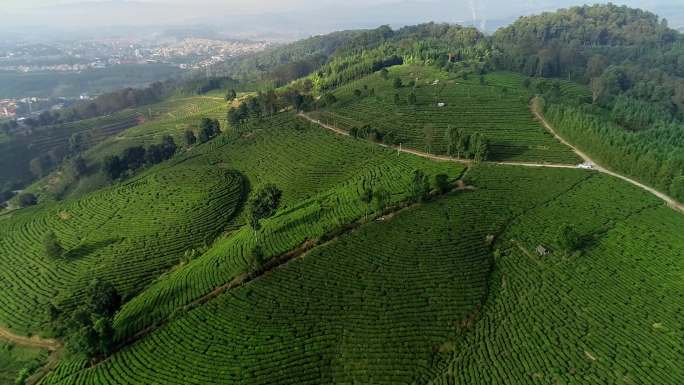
[0,63,102,73]
[0,99,17,118]
[0,38,269,74]
[148,38,270,69]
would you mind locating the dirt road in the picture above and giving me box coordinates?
[301,111,683,214]
[0,326,60,350]
[300,113,578,170]
[531,100,684,213]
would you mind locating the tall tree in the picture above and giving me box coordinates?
[248,185,283,232]
[225,89,237,101]
[184,130,197,146]
[43,231,64,259]
[556,224,582,253]
[360,187,373,218]
[103,155,124,180]
[372,188,390,212]
[470,133,488,162]
[411,170,430,202]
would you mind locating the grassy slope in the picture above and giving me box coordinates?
[0,343,47,385]
[0,164,244,335]
[312,65,580,164]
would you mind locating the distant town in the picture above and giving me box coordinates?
[0,37,270,73]
[0,37,271,118]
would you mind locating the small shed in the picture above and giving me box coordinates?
[536,245,549,256]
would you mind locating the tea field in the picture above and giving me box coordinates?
[113,113,466,339]
[40,166,607,384]
[0,165,244,335]
[426,169,684,384]
[312,65,579,164]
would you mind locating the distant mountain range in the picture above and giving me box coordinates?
[2,0,683,41]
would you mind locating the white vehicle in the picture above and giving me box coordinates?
[577,162,595,170]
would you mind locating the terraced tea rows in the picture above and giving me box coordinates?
[0,165,244,335]
[113,113,466,339]
[314,65,579,164]
[426,173,684,384]
[85,96,227,161]
[41,166,596,384]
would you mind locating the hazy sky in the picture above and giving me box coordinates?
[1,0,682,40]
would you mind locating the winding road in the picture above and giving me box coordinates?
[530,101,684,213]
[299,110,684,214]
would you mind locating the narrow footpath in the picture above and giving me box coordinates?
[0,326,60,351]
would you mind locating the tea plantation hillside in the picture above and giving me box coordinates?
[24,95,230,201]
[40,165,594,385]
[2,5,684,384]
[112,113,465,339]
[87,96,228,158]
[1,95,227,198]
[311,65,580,164]
[41,162,684,385]
[427,167,684,385]
[0,110,140,191]
[0,165,244,335]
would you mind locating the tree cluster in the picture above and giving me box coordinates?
[411,170,431,202]
[359,187,390,214]
[102,135,177,180]
[21,82,169,129]
[349,124,400,145]
[556,224,583,254]
[17,192,38,208]
[50,279,121,360]
[228,89,315,127]
[197,118,221,143]
[248,185,283,231]
[43,231,64,259]
[445,127,488,162]
[494,4,684,121]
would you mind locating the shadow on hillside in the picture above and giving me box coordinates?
[63,238,121,261]
[487,144,529,162]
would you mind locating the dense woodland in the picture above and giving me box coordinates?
[494,4,684,200]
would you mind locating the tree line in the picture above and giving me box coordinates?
[102,135,178,180]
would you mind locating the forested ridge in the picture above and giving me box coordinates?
[492,4,684,200]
